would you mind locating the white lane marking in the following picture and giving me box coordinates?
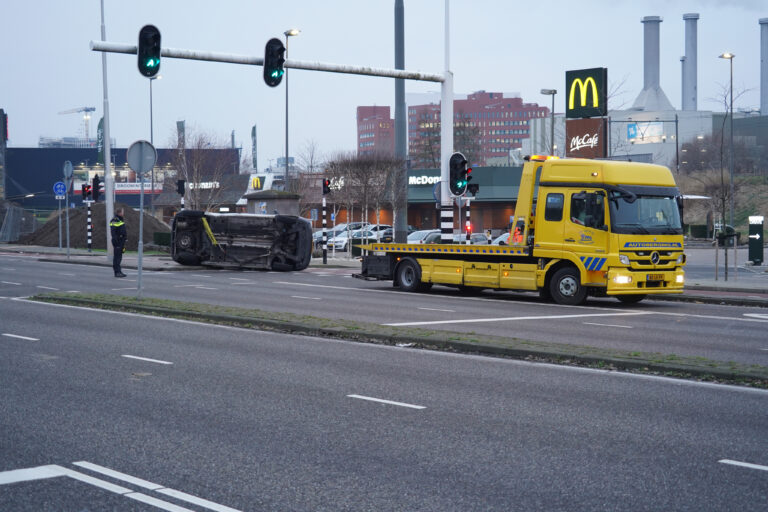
[347,394,426,410]
[125,492,196,512]
[385,311,652,327]
[2,281,21,285]
[228,277,250,281]
[583,322,633,329]
[2,267,16,271]
[111,287,136,291]
[121,354,174,365]
[61,272,76,276]
[291,295,321,300]
[36,286,59,291]
[196,286,218,290]
[418,307,455,312]
[743,313,768,321]
[718,459,768,472]
[2,333,39,341]
[73,461,162,489]
[0,464,63,485]
[74,461,242,512]
[174,284,200,288]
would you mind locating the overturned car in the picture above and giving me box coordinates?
[171,210,312,271]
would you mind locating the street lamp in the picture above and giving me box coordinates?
[284,28,300,187]
[149,75,161,216]
[719,52,735,278]
[540,89,557,155]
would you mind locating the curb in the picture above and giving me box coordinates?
[33,295,768,386]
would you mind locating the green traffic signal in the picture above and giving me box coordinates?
[263,37,286,87]
[449,152,469,196]
[137,25,161,78]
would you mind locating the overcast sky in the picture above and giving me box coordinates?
[1,0,765,171]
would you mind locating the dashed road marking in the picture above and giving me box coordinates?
[718,459,768,473]
[347,394,425,410]
[121,355,173,365]
[583,322,633,329]
[2,333,39,341]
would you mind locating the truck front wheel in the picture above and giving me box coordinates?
[550,267,587,305]
[397,260,428,292]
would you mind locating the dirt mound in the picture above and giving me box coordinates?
[19,202,170,251]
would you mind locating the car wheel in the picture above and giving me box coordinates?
[549,267,587,305]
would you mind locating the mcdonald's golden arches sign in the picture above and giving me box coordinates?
[565,67,607,119]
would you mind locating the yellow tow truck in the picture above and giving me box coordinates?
[357,156,686,305]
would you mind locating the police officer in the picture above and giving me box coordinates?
[110,207,127,278]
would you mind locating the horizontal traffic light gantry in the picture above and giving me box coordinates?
[138,25,161,78]
[263,38,286,87]
[449,152,471,196]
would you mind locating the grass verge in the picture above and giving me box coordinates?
[32,292,768,389]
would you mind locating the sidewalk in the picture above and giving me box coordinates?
[2,244,766,307]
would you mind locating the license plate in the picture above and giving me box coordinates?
[646,274,664,281]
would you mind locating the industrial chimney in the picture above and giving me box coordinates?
[761,18,768,115]
[632,16,674,111]
[681,13,699,111]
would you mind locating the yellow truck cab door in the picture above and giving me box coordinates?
[564,190,610,280]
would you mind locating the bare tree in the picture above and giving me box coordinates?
[298,139,323,175]
[169,128,232,211]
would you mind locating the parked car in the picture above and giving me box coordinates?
[422,232,489,244]
[328,229,374,251]
[491,232,510,245]
[407,229,440,244]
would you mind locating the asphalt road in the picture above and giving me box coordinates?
[1,297,767,511]
[2,254,767,367]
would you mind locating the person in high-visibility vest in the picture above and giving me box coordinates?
[109,208,127,278]
[512,226,523,244]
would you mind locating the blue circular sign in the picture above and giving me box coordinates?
[53,181,66,195]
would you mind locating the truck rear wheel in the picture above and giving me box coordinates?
[397,260,428,292]
[550,267,587,305]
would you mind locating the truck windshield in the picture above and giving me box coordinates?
[609,192,682,235]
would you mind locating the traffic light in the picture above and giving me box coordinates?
[92,175,100,202]
[176,179,185,195]
[263,37,286,87]
[322,178,331,195]
[0,109,7,142]
[449,152,469,196]
[137,25,161,78]
[467,183,480,196]
[82,184,91,200]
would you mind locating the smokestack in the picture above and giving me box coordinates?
[761,18,768,115]
[632,16,674,111]
[682,13,699,111]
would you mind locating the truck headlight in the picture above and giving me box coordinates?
[677,254,686,264]
[619,254,630,265]
[676,274,684,283]
[614,275,632,284]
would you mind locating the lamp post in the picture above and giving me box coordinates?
[149,75,161,216]
[284,28,300,188]
[719,52,735,278]
[540,89,557,155]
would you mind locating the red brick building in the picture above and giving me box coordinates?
[356,106,394,157]
[408,91,549,168]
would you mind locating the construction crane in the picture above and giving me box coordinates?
[58,106,96,141]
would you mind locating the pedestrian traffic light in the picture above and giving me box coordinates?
[137,25,161,78]
[322,178,331,195]
[92,175,101,202]
[449,152,469,196]
[176,179,185,195]
[263,37,286,87]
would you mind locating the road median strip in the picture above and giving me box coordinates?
[32,292,768,388]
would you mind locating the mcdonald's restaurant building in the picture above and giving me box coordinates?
[405,166,522,236]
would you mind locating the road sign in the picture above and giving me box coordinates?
[62,161,73,179]
[126,140,157,174]
[53,181,66,196]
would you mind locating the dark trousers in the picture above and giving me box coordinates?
[113,245,123,274]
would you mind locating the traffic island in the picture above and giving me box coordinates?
[32,292,768,389]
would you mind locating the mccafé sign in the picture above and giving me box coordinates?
[565,118,607,158]
[565,67,607,119]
